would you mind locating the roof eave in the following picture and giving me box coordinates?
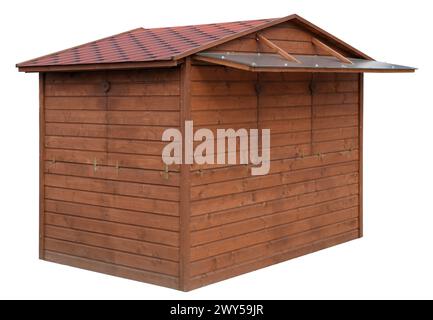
[17,59,179,73]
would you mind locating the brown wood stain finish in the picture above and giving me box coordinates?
[21,15,410,290]
[39,66,362,290]
[42,68,182,289]
[39,73,46,259]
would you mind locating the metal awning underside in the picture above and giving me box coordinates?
[194,52,415,73]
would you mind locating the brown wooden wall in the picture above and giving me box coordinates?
[40,68,181,289]
[188,64,362,289]
[38,63,362,291]
[212,21,353,57]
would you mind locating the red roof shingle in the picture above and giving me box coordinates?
[17,18,275,67]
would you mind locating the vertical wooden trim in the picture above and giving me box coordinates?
[358,73,364,238]
[309,73,315,156]
[179,58,192,291]
[39,73,46,259]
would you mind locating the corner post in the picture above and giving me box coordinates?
[39,72,46,259]
[179,58,192,290]
[358,73,364,238]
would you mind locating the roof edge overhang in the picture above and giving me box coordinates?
[17,59,179,73]
[193,52,416,73]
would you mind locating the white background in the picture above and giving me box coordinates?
[0,0,431,299]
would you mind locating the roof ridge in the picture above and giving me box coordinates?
[141,17,277,31]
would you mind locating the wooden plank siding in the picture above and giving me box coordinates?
[187,63,361,289]
[41,68,182,289]
[39,37,362,291]
[211,22,354,58]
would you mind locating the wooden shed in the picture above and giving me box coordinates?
[17,14,414,291]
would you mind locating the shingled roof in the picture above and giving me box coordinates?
[17,14,378,72]
[17,18,275,68]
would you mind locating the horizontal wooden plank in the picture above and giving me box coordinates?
[46,225,178,261]
[191,211,358,261]
[45,212,178,246]
[191,201,358,246]
[45,136,106,152]
[45,251,178,289]
[46,68,180,84]
[45,72,105,84]
[49,124,170,141]
[45,148,178,171]
[260,81,310,95]
[260,73,357,83]
[312,92,358,105]
[259,73,312,82]
[259,106,311,121]
[45,186,179,216]
[271,131,311,147]
[188,141,312,171]
[107,96,179,111]
[313,115,358,130]
[45,238,178,276]
[313,138,358,154]
[191,172,358,215]
[44,80,180,97]
[191,65,257,81]
[46,110,106,124]
[258,94,311,107]
[191,81,256,96]
[190,186,359,231]
[259,93,358,107]
[45,97,106,110]
[45,161,180,186]
[313,80,359,94]
[46,136,170,156]
[313,126,358,142]
[270,143,312,160]
[191,161,358,200]
[108,82,180,96]
[191,96,257,111]
[107,110,180,126]
[46,123,107,138]
[189,227,359,285]
[282,161,358,185]
[107,125,169,141]
[45,110,179,126]
[260,118,311,134]
[45,199,179,231]
[313,104,358,118]
[257,26,313,42]
[214,38,327,55]
[191,149,359,183]
[45,174,179,201]
[45,84,105,97]
[313,73,358,82]
[192,109,257,126]
[107,139,173,156]
[106,68,180,82]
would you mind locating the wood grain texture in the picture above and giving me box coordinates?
[29,15,372,291]
[45,251,179,289]
[179,58,192,291]
[358,73,364,237]
[187,64,361,286]
[40,68,182,287]
[39,73,46,259]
